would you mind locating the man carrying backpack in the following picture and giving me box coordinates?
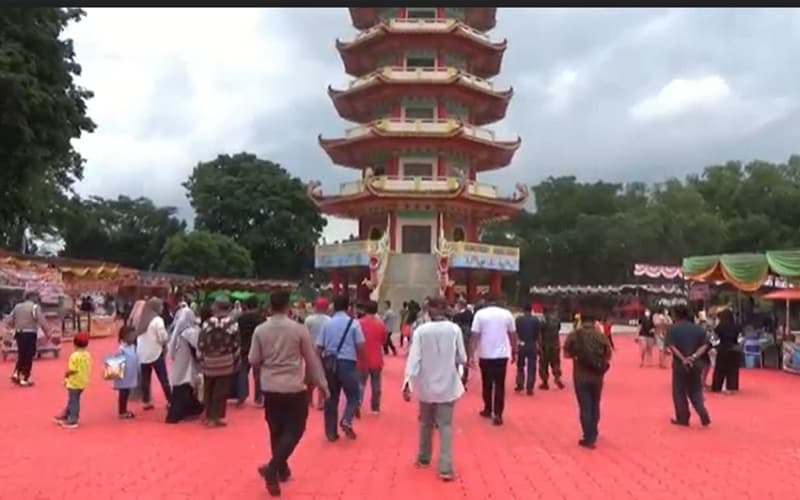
[563,314,613,449]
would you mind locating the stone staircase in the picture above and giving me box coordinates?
[379,253,440,307]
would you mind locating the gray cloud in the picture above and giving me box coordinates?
[69,8,800,239]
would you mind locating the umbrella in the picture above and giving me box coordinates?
[762,289,800,351]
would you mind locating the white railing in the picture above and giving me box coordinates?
[346,66,495,92]
[335,175,500,199]
[344,119,498,141]
[352,18,492,44]
[461,124,496,141]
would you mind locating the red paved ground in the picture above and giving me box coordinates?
[1,334,798,499]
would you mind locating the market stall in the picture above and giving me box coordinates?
[0,256,66,359]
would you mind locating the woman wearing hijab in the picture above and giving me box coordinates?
[136,297,172,410]
[166,302,204,423]
[711,308,741,394]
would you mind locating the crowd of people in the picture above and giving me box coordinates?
[5,287,759,497]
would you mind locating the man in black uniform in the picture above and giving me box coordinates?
[451,299,474,388]
[665,304,711,427]
[514,304,541,395]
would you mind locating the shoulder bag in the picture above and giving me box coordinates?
[322,318,353,376]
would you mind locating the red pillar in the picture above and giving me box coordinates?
[330,269,341,296]
[490,270,502,298]
[389,210,397,251]
[466,271,476,303]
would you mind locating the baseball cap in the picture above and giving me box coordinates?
[314,297,329,310]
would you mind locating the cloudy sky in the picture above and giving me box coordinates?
[66,8,800,242]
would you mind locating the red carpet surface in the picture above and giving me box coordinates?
[0,335,797,499]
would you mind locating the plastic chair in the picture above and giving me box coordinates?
[743,339,762,368]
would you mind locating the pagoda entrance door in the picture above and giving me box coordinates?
[401,225,432,254]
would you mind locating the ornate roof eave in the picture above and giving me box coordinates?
[304,176,528,213]
[318,127,522,152]
[335,23,507,54]
[327,74,513,102]
[348,8,498,32]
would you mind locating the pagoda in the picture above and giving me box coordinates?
[309,7,526,303]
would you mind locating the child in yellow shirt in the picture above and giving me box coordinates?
[54,332,92,429]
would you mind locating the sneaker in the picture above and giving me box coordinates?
[479,409,492,419]
[278,465,291,482]
[438,471,455,481]
[257,464,281,497]
[143,403,155,411]
[513,386,523,393]
[555,380,565,390]
[538,383,549,390]
[61,421,79,429]
[526,389,534,396]
[52,415,66,424]
[118,411,136,420]
[492,415,503,426]
[371,410,380,415]
[340,423,357,440]
[18,379,33,387]
[578,439,596,449]
[415,459,430,468]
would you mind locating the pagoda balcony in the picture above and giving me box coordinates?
[447,241,520,272]
[355,18,491,44]
[348,66,495,92]
[344,118,496,141]
[338,18,506,79]
[349,8,497,32]
[330,66,512,126]
[314,239,519,272]
[337,176,500,199]
[314,239,377,269]
[320,118,521,171]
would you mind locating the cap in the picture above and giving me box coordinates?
[314,297,329,310]
[74,332,90,344]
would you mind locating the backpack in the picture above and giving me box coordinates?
[573,329,610,375]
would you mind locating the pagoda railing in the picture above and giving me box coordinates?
[445,241,520,272]
[347,66,494,92]
[353,18,491,43]
[337,176,500,198]
[344,118,497,140]
[315,239,519,272]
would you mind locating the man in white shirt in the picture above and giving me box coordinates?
[470,295,517,426]
[402,296,467,482]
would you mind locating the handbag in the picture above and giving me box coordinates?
[103,353,127,381]
[322,318,354,375]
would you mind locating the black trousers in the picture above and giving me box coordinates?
[14,331,38,379]
[204,374,232,421]
[574,380,603,443]
[383,332,397,355]
[479,358,508,417]
[140,354,172,404]
[672,365,710,424]
[118,388,130,414]
[515,348,537,391]
[711,349,740,392]
[166,383,204,423]
[263,391,309,475]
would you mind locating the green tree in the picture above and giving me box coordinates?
[159,231,254,278]
[58,195,186,270]
[183,153,326,278]
[0,8,96,249]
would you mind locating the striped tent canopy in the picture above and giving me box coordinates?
[529,283,686,297]
[682,250,800,292]
[633,263,683,280]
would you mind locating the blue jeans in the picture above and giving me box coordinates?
[574,380,603,444]
[61,388,83,424]
[358,368,382,412]
[323,359,360,438]
[515,349,537,391]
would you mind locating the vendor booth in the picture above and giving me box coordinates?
[683,249,800,373]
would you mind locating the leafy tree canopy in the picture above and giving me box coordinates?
[183,152,325,278]
[58,195,186,270]
[0,8,95,249]
[159,231,254,279]
[483,155,800,287]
